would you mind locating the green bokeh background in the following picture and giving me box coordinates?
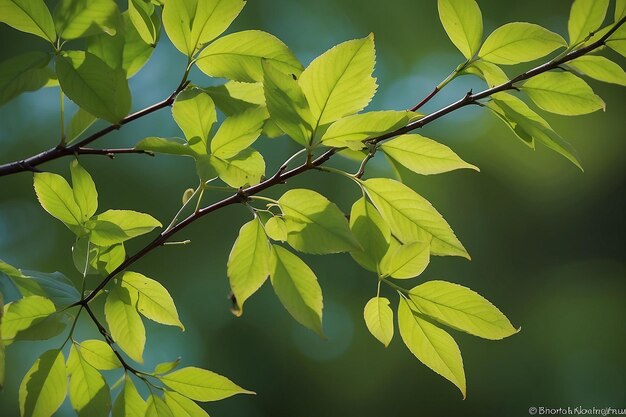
[1,1,624,416]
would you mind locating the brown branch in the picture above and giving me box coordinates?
[76,147,155,158]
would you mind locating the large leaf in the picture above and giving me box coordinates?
[227,218,271,315]
[437,0,483,59]
[210,107,267,159]
[380,134,478,175]
[568,0,610,45]
[70,160,98,222]
[18,349,67,417]
[277,189,360,254]
[159,366,253,402]
[270,245,324,336]
[566,55,626,86]
[409,280,518,340]
[1,296,56,341]
[112,376,146,417]
[380,241,430,279]
[320,110,409,150]
[521,71,605,115]
[209,148,265,188]
[104,286,145,363]
[172,88,216,154]
[0,52,52,107]
[0,0,56,42]
[299,34,377,127]
[67,345,111,417]
[362,178,469,259]
[89,209,162,246]
[363,297,394,347]
[56,51,131,123]
[196,30,303,82]
[478,23,566,65]
[54,0,119,40]
[398,298,466,398]
[33,172,83,227]
[349,197,390,273]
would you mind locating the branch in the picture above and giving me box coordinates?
[74,17,624,306]
[76,147,155,158]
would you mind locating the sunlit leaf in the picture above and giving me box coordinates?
[566,55,626,86]
[568,0,610,45]
[33,172,83,227]
[164,391,209,417]
[112,376,146,417]
[204,81,265,116]
[67,344,111,417]
[153,358,181,375]
[135,137,197,157]
[19,349,67,417]
[380,240,430,279]
[437,0,483,59]
[1,296,56,341]
[159,366,254,402]
[128,0,159,45]
[0,52,52,107]
[462,60,508,87]
[320,110,408,150]
[0,0,56,42]
[89,209,162,246]
[349,197,390,272]
[209,148,265,188]
[363,297,394,347]
[54,0,120,40]
[145,395,174,417]
[70,160,98,222]
[104,286,145,363]
[76,339,121,370]
[211,107,268,159]
[172,88,216,154]
[264,216,288,242]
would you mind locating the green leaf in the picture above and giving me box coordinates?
[76,339,121,370]
[72,237,125,276]
[409,280,518,340]
[145,395,174,417]
[54,0,120,40]
[349,197,390,273]
[617,0,626,20]
[33,172,83,227]
[363,297,394,347]
[121,12,155,77]
[196,30,303,82]
[566,55,626,86]
[264,216,288,242]
[19,349,67,417]
[67,345,111,417]
[162,0,245,57]
[380,134,479,175]
[164,391,209,417]
[607,23,626,57]
[0,52,52,107]
[521,71,605,115]
[227,218,271,315]
[70,160,98,222]
[380,241,430,279]
[128,0,159,45]
[397,298,466,398]
[172,88,216,154]
[0,0,56,42]
[159,366,254,402]
[277,189,360,255]
[204,81,265,116]
[210,107,268,159]
[0,293,4,389]
[104,286,145,363]
[299,34,377,127]
[568,0,610,45]
[362,178,469,259]
[209,148,265,188]
[437,0,483,59]
[320,110,409,150]
[1,296,56,341]
[135,137,197,157]
[478,23,566,65]
[462,60,508,87]
[67,109,97,144]
[153,358,181,375]
[121,271,184,330]
[10,270,80,308]
[486,92,583,170]
[89,209,162,246]
[112,376,146,417]
[262,60,314,147]
[270,245,324,336]
[56,51,131,124]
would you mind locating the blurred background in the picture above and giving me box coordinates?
[0,0,624,416]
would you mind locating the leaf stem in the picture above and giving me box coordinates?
[59,89,66,146]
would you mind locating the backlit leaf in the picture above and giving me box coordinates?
[380,240,430,279]
[209,148,265,188]
[566,55,626,86]
[363,297,393,347]
[172,88,216,154]
[437,0,483,59]
[0,0,56,42]
[89,209,162,246]
[164,391,209,417]
[159,366,253,402]
[0,52,52,107]
[70,160,98,222]
[320,110,408,150]
[104,286,145,363]
[349,197,390,272]
[33,172,83,227]
[19,349,67,417]
[1,296,56,341]
[211,107,268,159]
[67,344,111,417]
[568,0,610,45]
[77,339,121,370]
[54,0,119,40]
[145,395,174,417]
[112,376,146,417]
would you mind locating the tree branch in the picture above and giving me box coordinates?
[76,147,155,158]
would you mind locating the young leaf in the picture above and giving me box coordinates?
[320,110,409,150]
[462,60,509,87]
[67,109,97,144]
[566,55,626,86]
[349,197,390,272]
[568,0,610,45]
[521,71,605,115]
[196,30,304,82]
[299,34,377,127]
[363,297,394,347]
[121,271,184,330]
[153,358,181,375]
[77,339,121,370]
[145,395,174,417]
[227,218,271,315]
[135,137,197,157]
[270,245,324,336]
[210,107,268,159]
[172,88,216,154]
[204,81,265,116]
[0,52,52,107]
[112,376,146,417]
[164,391,209,417]
[380,134,479,175]
[54,0,119,40]
[437,0,483,59]
[33,172,83,227]
[478,23,566,65]
[362,178,469,259]
[0,0,56,43]
[128,0,159,45]
[264,216,288,242]
[209,148,265,188]
[159,366,254,402]
[56,51,131,124]
[104,286,146,363]
[262,60,315,147]
[278,189,361,255]
[380,241,430,279]
[89,209,162,246]
[70,160,98,222]
[397,298,466,398]
[67,345,112,417]
[409,280,518,340]
[1,295,56,341]
[18,349,67,417]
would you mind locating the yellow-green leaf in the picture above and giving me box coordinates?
[567,55,626,86]
[380,241,430,279]
[159,366,254,402]
[77,339,121,370]
[70,160,98,222]
[0,0,56,42]
[349,197,390,273]
[104,286,145,363]
[209,148,265,188]
[568,0,610,45]
[437,0,483,59]
[54,0,119,40]
[172,88,216,154]
[145,395,174,417]
[67,344,111,417]
[0,52,52,107]
[19,349,67,417]
[33,172,83,227]
[264,216,288,242]
[462,60,508,87]
[112,376,146,417]
[363,297,394,347]
[90,209,162,246]
[210,107,267,159]
[163,391,209,417]
[2,296,56,341]
[320,110,408,150]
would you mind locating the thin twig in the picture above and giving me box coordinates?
[76,147,155,158]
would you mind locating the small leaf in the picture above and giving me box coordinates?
[409,280,518,340]
[164,391,209,417]
[478,23,566,65]
[210,148,265,188]
[112,376,146,417]
[437,0,483,59]
[90,209,162,246]
[172,88,216,154]
[104,286,145,363]
[227,218,271,315]
[521,71,605,115]
[159,366,254,402]
[77,339,121,370]
[135,137,197,157]
[19,349,67,417]
[270,245,324,336]
[462,60,509,87]
[363,297,394,347]
[211,107,268,159]
[320,110,409,150]
[196,30,303,82]
[380,241,430,279]
[70,160,98,222]
[0,0,56,42]
[33,172,83,227]
[153,358,181,375]
[67,109,97,144]
[566,55,626,86]
[380,134,479,175]
[128,0,159,45]
[264,216,288,242]
[349,197,390,273]
[568,0,610,45]
[606,23,626,57]
[54,0,120,40]
[67,344,112,417]
[121,271,184,330]
[145,395,174,417]
[0,52,52,107]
